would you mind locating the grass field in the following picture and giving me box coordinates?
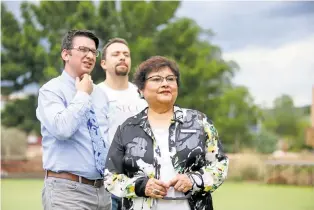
[1,179,314,210]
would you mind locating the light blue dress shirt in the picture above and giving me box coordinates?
[36,71,109,180]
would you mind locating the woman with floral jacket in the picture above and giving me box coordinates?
[104,56,229,210]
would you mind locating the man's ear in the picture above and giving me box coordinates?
[100,59,107,70]
[61,49,70,62]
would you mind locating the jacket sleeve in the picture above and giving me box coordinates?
[187,115,229,194]
[104,125,149,198]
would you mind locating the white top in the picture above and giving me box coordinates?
[98,82,147,143]
[152,128,191,210]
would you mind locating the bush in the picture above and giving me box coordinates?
[227,152,266,181]
[253,129,278,153]
[1,126,28,160]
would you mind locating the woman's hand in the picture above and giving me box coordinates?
[145,178,169,198]
[168,174,193,193]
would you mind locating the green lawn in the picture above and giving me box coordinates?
[1,179,43,210]
[1,179,314,210]
[213,182,314,210]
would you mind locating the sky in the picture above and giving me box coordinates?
[176,1,314,108]
[3,0,314,108]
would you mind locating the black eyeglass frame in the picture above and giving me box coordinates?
[145,75,177,84]
[69,46,100,57]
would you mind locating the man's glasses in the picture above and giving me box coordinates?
[70,46,100,57]
[146,75,177,85]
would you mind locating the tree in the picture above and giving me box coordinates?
[1,3,46,94]
[1,95,40,134]
[253,129,278,154]
[1,1,258,153]
[263,95,299,137]
[294,119,311,150]
[1,2,46,133]
[262,94,309,151]
[211,86,261,152]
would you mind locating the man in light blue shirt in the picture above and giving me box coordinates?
[36,29,111,210]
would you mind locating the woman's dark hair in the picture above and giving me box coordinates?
[133,56,180,90]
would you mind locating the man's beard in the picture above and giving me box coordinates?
[115,67,129,76]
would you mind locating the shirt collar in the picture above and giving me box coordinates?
[61,70,76,87]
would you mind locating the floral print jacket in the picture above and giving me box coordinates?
[104,106,229,210]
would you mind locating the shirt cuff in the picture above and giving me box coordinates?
[135,177,149,197]
[73,91,92,117]
[75,91,92,101]
[187,172,203,192]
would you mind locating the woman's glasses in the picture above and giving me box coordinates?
[146,75,177,85]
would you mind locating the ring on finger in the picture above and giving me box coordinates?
[152,188,160,195]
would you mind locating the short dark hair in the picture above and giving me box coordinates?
[61,29,99,65]
[133,56,180,90]
[101,38,129,60]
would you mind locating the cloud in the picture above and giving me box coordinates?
[224,35,314,107]
[268,1,314,17]
[176,1,314,52]
[176,1,314,107]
